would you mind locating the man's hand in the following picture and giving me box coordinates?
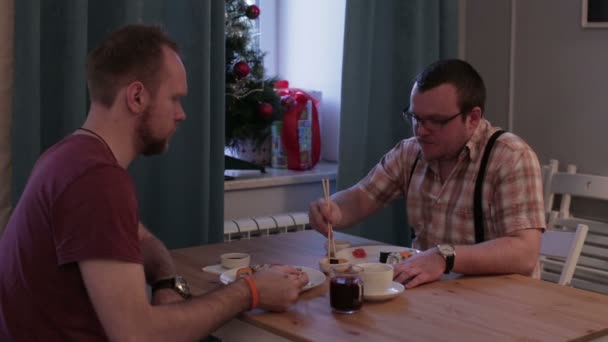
[252,266,309,312]
[152,288,187,305]
[393,248,445,289]
[308,198,342,236]
[308,187,382,236]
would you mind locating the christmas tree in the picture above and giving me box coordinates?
[225,0,282,149]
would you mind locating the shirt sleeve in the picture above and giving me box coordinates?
[491,143,546,235]
[51,165,143,266]
[358,139,419,206]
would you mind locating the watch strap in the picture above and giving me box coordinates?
[437,245,456,274]
[151,278,175,292]
[444,254,455,274]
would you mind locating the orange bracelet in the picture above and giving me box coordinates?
[242,276,259,310]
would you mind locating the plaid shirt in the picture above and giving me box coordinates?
[359,119,546,251]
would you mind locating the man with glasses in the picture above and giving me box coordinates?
[309,59,545,289]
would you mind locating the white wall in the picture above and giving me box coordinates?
[464,0,608,177]
[266,0,346,162]
[464,0,608,219]
[513,0,608,176]
[461,0,513,130]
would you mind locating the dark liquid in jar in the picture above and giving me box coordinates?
[330,276,363,313]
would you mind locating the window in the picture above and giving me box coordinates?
[257,0,277,76]
[243,0,346,162]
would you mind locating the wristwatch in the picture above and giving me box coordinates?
[436,244,456,274]
[152,276,192,300]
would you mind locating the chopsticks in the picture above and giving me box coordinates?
[322,178,337,261]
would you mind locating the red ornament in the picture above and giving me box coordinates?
[245,5,261,19]
[257,102,273,120]
[233,61,250,78]
[274,80,289,89]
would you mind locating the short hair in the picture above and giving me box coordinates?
[414,59,486,113]
[86,24,179,107]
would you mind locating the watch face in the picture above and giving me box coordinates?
[175,276,191,296]
[438,244,455,255]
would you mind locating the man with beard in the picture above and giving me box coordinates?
[309,59,545,290]
[0,25,309,341]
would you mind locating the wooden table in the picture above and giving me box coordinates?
[171,231,608,341]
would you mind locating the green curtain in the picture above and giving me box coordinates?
[12,0,225,248]
[338,0,458,246]
[0,0,14,236]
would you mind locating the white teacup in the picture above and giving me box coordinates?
[220,253,251,269]
[358,262,394,295]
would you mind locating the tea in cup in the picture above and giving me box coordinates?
[358,262,393,295]
[220,253,251,269]
[329,265,364,314]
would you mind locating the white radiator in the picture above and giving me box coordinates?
[224,212,310,241]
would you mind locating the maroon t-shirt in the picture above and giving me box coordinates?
[0,134,143,341]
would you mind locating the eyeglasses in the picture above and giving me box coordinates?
[402,109,465,130]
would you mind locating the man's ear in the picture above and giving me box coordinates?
[125,81,148,114]
[468,106,483,127]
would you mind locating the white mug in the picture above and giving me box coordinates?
[358,262,394,295]
[220,253,251,269]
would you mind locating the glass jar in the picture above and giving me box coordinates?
[329,265,364,314]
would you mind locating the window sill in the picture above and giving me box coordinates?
[223,161,338,220]
[224,161,337,191]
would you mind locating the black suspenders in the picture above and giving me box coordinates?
[407,153,421,240]
[474,130,506,243]
[407,130,506,244]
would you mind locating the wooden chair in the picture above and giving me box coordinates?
[541,160,608,293]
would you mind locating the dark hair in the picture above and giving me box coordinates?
[86,24,179,107]
[414,59,486,113]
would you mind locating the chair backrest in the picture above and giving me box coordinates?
[541,159,608,293]
[541,159,559,214]
[540,216,589,286]
[543,160,608,217]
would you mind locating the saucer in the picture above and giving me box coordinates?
[219,266,326,292]
[363,281,405,302]
[202,264,229,275]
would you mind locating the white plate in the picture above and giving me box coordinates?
[219,266,326,291]
[336,245,419,264]
[202,264,230,275]
[364,281,405,302]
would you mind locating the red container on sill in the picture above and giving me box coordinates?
[272,80,321,170]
